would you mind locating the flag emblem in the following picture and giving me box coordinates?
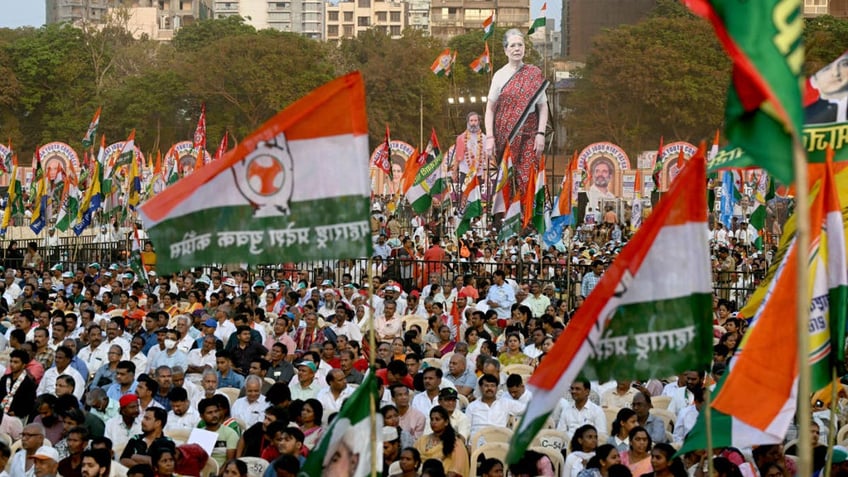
[233,137,294,216]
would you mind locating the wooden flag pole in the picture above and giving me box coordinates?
[366,259,378,477]
[792,137,812,477]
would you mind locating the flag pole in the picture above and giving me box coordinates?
[705,381,715,477]
[366,258,378,477]
[792,137,812,477]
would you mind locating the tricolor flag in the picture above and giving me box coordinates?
[0,160,21,237]
[532,156,546,234]
[399,148,422,195]
[431,48,453,76]
[139,73,374,273]
[680,152,847,452]
[685,0,803,185]
[482,13,494,40]
[492,144,514,215]
[130,224,148,285]
[632,172,643,231]
[111,130,136,177]
[72,152,103,236]
[528,2,546,35]
[748,173,774,250]
[499,194,522,241]
[193,103,207,170]
[522,163,537,229]
[406,129,447,214]
[165,145,180,186]
[55,174,80,233]
[712,149,846,435]
[456,175,482,237]
[82,106,101,149]
[299,371,382,477]
[372,124,392,178]
[29,149,48,235]
[470,44,491,74]
[542,151,576,248]
[507,146,713,463]
[128,152,142,211]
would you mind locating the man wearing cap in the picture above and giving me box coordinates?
[381,426,401,475]
[30,444,59,477]
[120,407,169,467]
[317,287,338,319]
[221,277,237,299]
[290,361,321,401]
[423,388,470,439]
[104,394,141,457]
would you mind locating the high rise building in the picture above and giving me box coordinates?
[325,0,407,40]
[428,0,529,40]
[46,1,213,32]
[561,0,654,60]
[213,0,324,39]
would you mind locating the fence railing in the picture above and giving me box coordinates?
[0,239,764,310]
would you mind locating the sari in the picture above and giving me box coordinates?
[493,64,546,192]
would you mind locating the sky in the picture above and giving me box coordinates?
[0,1,44,28]
[0,0,556,30]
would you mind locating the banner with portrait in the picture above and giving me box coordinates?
[577,142,630,212]
[369,139,416,196]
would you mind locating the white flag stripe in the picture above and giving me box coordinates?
[616,222,712,304]
[143,133,369,227]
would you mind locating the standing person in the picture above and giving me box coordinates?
[484,28,548,193]
[422,237,447,285]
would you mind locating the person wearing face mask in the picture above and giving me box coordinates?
[148,329,188,372]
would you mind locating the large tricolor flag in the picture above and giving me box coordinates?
[431,49,453,76]
[499,194,522,241]
[482,13,494,39]
[55,174,80,233]
[507,147,713,463]
[456,175,482,237]
[470,44,491,74]
[528,2,546,35]
[139,73,374,273]
[712,150,846,438]
[406,130,447,214]
[0,160,21,237]
[82,106,101,149]
[399,148,422,195]
[685,0,803,184]
[299,371,382,477]
[109,130,136,179]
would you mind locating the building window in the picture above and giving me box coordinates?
[328,25,339,36]
[376,12,387,21]
[328,11,339,21]
[390,11,400,21]
[358,16,370,26]
[358,0,371,7]
[344,25,354,35]
[344,11,354,21]
[390,25,401,35]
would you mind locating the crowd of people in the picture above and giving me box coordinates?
[0,208,819,477]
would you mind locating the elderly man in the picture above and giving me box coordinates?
[444,353,477,397]
[290,361,321,401]
[375,299,402,341]
[316,369,353,426]
[231,376,267,428]
[10,423,45,476]
[187,333,218,374]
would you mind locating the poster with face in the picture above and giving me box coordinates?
[658,142,697,191]
[806,51,848,125]
[38,143,81,182]
[369,140,415,196]
[165,141,211,177]
[577,142,630,211]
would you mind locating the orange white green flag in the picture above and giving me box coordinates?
[708,150,847,442]
[507,147,713,463]
[139,73,374,273]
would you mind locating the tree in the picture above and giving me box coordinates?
[171,16,257,52]
[564,12,730,156]
[337,28,450,150]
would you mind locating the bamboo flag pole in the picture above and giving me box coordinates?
[792,137,812,477]
[366,258,378,477]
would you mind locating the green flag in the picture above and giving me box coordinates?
[686,0,804,185]
[298,371,382,477]
[528,3,546,35]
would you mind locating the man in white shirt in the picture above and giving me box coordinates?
[667,370,702,417]
[38,345,86,400]
[673,387,704,445]
[556,379,608,442]
[187,333,218,373]
[328,304,362,343]
[466,373,524,437]
[522,328,546,360]
[411,367,445,416]
[164,387,200,432]
[316,369,354,426]
[504,374,533,407]
[78,325,109,376]
[231,376,267,429]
